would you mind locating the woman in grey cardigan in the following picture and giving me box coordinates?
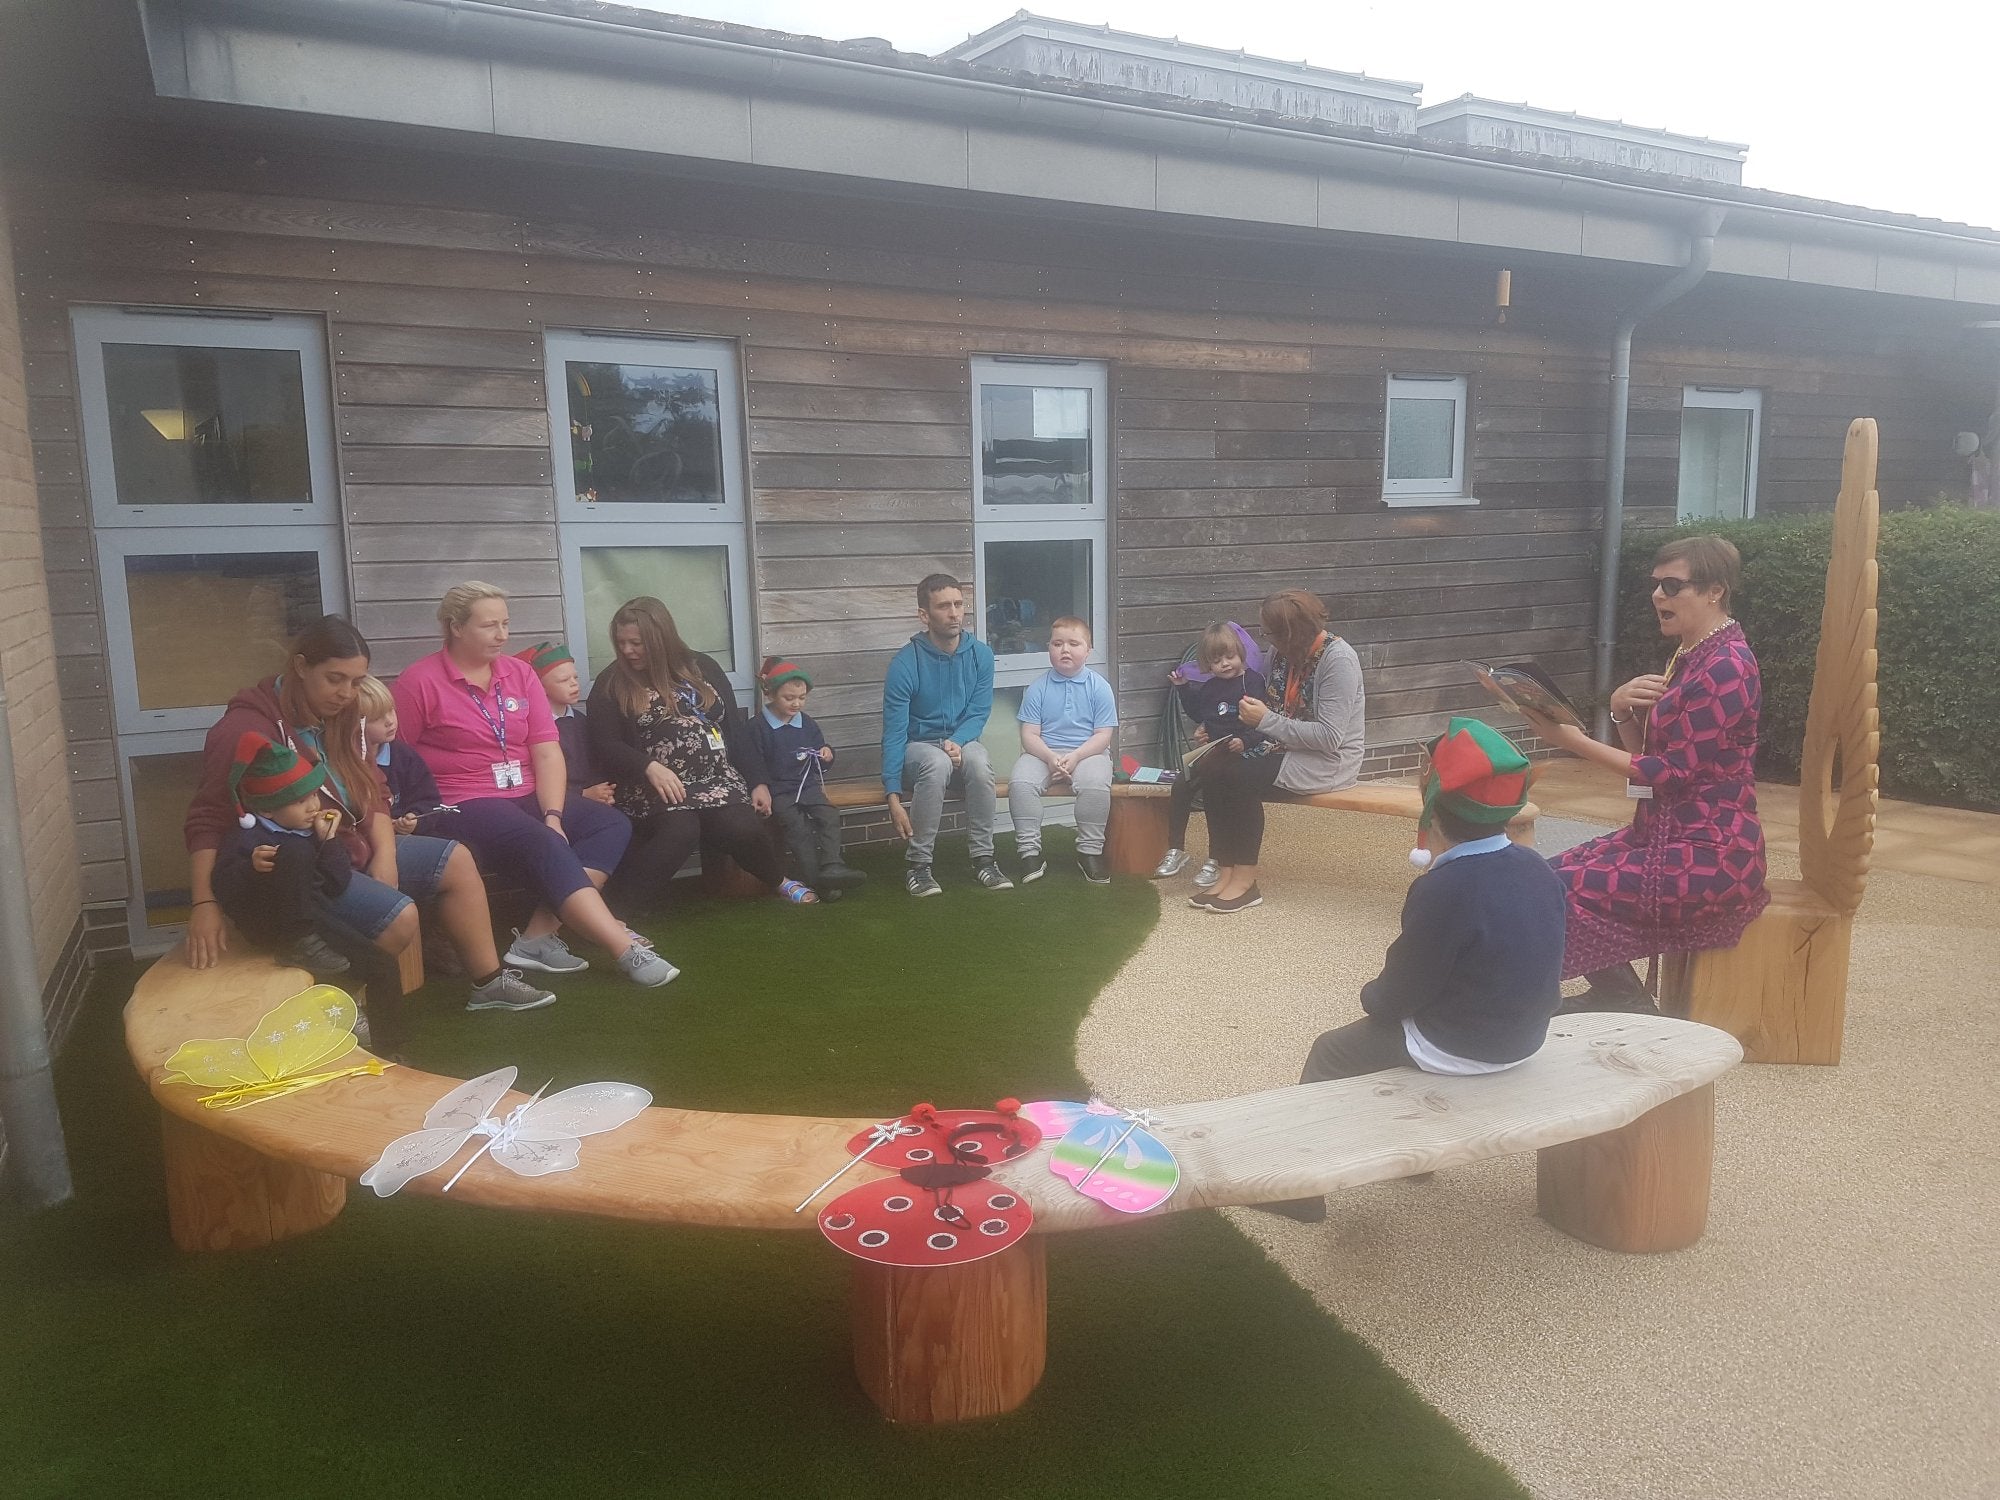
[1193,589,1365,914]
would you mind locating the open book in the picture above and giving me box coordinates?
[1181,736,1233,770]
[1465,660,1585,729]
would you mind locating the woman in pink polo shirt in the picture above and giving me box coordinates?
[392,582,677,988]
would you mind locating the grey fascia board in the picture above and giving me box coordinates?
[140,0,2000,299]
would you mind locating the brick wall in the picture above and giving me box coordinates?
[0,172,84,988]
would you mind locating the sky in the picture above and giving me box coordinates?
[616,0,1998,230]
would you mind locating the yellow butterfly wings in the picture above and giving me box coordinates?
[161,985,388,1110]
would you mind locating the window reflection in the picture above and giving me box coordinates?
[102,344,311,505]
[567,362,724,505]
[985,538,1091,658]
[979,384,1091,505]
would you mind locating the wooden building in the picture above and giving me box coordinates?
[2,0,1998,980]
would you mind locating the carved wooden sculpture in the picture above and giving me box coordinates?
[1664,419,1881,1064]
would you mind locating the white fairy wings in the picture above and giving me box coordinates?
[359,1065,652,1197]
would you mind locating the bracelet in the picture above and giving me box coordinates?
[191,899,217,908]
[542,809,563,822]
[1608,708,1633,725]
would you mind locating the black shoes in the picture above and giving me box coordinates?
[1017,851,1048,884]
[818,863,868,891]
[905,864,943,898]
[971,858,1015,891]
[1197,884,1263,914]
[1077,852,1110,885]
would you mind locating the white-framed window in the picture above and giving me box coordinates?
[72,307,339,528]
[970,355,1109,666]
[544,330,754,691]
[1678,386,1762,521]
[72,307,347,949]
[969,355,1111,771]
[1382,373,1472,506]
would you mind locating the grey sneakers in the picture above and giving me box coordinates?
[1193,858,1222,891]
[505,929,590,973]
[616,939,680,988]
[1151,847,1191,879]
[906,864,943,898]
[972,858,1014,891]
[467,969,558,1012]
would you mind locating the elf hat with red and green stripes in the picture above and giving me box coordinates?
[229,731,326,826]
[1411,717,1531,869]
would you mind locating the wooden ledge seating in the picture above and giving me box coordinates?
[806,779,1537,880]
[128,947,1736,1424]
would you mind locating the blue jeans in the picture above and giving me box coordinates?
[321,834,457,940]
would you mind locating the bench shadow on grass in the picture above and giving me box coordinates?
[1,830,1525,1500]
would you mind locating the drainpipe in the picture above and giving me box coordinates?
[0,661,72,1210]
[1592,206,1727,738]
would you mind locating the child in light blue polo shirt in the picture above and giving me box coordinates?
[1008,615,1119,885]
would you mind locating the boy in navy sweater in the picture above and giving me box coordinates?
[749,658,865,898]
[1266,718,1565,1223]
[515,643,616,803]
[211,732,355,977]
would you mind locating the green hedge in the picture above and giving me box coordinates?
[1616,506,2000,811]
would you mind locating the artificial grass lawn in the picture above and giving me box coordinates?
[2,831,1526,1499]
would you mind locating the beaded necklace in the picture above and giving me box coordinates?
[1666,617,1735,680]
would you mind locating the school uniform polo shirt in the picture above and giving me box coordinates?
[1017,667,1118,752]
[390,650,558,805]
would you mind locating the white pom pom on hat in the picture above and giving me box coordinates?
[1408,847,1433,870]
[238,811,256,829]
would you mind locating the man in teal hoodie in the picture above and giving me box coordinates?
[882,574,1012,897]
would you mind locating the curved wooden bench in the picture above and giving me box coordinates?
[128,948,1738,1423]
[1102,780,1540,876]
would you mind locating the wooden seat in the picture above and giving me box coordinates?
[126,945,1738,1423]
[1661,419,1882,1065]
[1103,778,1540,876]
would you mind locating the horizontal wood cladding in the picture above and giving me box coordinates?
[8,135,1980,857]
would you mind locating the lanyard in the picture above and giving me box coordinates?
[465,682,509,758]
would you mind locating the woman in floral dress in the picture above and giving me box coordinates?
[1521,536,1770,1004]
[586,596,816,906]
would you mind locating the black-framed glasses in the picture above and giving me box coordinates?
[1649,577,1699,598]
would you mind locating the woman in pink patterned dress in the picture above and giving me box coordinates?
[1521,536,1770,1006]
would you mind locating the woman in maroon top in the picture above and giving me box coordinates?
[1520,536,1770,1005]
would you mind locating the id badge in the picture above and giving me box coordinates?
[492,760,525,790]
[705,724,726,753]
[1625,781,1654,801]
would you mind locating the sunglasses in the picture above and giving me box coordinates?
[1649,577,1705,598]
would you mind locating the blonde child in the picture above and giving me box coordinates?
[358,674,453,837]
[515,643,615,805]
[1007,616,1118,885]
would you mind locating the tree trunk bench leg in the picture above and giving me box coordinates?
[1106,795,1169,878]
[1661,905,1851,1065]
[159,1109,346,1253]
[850,1236,1047,1423]
[1536,1085,1715,1253]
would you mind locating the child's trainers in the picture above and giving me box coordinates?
[1077,852,1110,885]
[778,878,819,904]
[1017,850,1047,884]
[905,864,943,898]
[972,858,1014,891]
[286,932,351,977]
[1192,859,1222,891]
[1152,848,1190,879]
